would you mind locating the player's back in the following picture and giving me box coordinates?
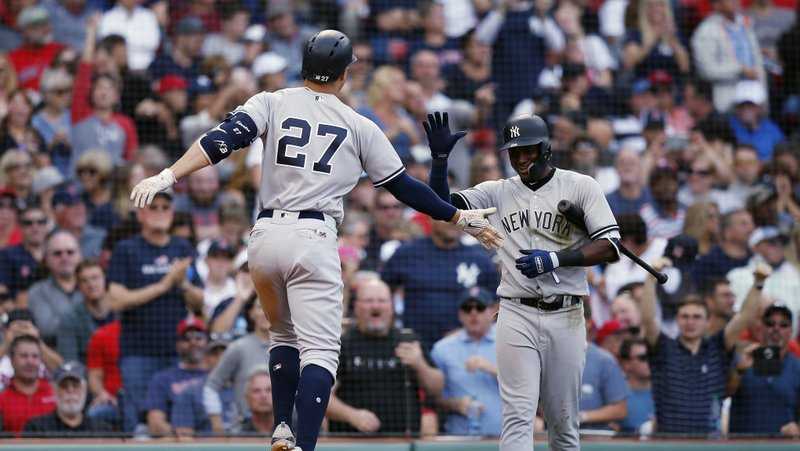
[246,87,403,225]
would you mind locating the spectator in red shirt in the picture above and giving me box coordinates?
[85,320,120,428]
[8,6,65,91]
[0,335,56,435]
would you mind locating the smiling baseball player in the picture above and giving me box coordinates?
[131,30,502,451]
[424,112,620,450]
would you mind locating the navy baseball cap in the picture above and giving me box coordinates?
[52,183,81,207]
[459,286,496,308]
[207,240,235,259]
[54,361,86,384]
[176,16,204,35]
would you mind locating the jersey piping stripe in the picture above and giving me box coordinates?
[589,224,620,240]
[453,192,472,209]
[373,166,406,187]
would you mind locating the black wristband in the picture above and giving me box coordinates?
[556,249,584,267]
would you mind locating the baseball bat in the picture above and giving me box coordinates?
[557,200,669,285]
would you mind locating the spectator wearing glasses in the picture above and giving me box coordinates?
[106,190,200,432]
[56,260,115,363]
[362,189,408,271]
[702,279,737,337]
[638,258,766,434]
[431,288,501,436]
[26,230,82,347]
[52,183,106,259]
[75,150,116,232]
[618,338,654,435]
[693,209,755,290]
[145,318,209,437]
[31,68,73,174]
[728,305,800,437]
[728,227,800,333]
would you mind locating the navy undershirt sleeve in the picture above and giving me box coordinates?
[383,172,457,221]
[428,159,450,202]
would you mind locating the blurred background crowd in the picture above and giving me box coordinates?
[0,0,799,441]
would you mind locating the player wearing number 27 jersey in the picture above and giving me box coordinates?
[130,29,504,451]
[239,87,407,224]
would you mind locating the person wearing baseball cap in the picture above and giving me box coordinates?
[726,227,800,319]
[22,361,112,437]
[143,317,209,437]
[430,287,502,436]
[52,183,106,259]
[8,5,64,90]
[730,80,785,161]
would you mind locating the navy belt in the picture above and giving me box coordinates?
[258,209,325,221]
[502,295,581,312]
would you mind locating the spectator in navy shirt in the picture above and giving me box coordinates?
[729,305,800,436]
[107,191,202,432]
[579,306,630,430]
[618,338,654,434]
[381,219,499,349]
[0,204,48,303]
[145,318,209,437]
[693,209,754,291]
[638,258,766,434]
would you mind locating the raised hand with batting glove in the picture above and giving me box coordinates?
[130,168,177,208]
[423,111,467,159]
[515,249,559,278]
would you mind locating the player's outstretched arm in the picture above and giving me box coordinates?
[131,110,261,208]
[423,112,466,203]
[383,172,503,249]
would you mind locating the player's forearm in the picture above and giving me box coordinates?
[108,281,170,311]
[383,172,457,221]
[555,239,618,268]
[581,401,627,424]
[169,141,212,180]
[428,159,451,203]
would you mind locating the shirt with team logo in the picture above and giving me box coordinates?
[454,169,620,299]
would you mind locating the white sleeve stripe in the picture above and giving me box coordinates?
[453,192,472,209]
[589,224,620,240]
[373,166,406,187]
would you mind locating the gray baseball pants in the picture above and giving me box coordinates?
[496,299,587,451]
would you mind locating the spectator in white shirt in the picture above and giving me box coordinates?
[98,0,160,71]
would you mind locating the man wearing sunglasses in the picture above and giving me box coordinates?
[0,205,48,305]
[728,305,800,437]
[727,227,800,336]
[431,288,502,436]
[618,338,654,435]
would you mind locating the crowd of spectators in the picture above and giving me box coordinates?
[0,0,799,441]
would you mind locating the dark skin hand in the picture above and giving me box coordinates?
[509,144,620,266]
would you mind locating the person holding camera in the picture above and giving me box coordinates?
[728,305,800,437]
[326,278,443,435]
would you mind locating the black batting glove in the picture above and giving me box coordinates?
[422,111,467,160]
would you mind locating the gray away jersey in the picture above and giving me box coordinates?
[233,87,405,224]
[455,169,620,299]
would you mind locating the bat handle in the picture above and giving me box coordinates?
[656,272,669,285]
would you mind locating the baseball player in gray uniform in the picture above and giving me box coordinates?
[424,112,621,450]
[130,30,503,451]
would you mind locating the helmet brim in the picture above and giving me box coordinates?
[498,137,546,151]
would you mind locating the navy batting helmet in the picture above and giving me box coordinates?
[301,29,357,84]
[499,114,552,178]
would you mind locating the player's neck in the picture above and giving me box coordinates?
[303,80,342,95]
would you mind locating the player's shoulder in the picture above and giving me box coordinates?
[469,177,515,193]
[555,168,603,191]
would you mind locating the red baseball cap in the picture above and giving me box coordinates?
[595,320,622,345]
[176,317,207,337]
[157,74,188,95]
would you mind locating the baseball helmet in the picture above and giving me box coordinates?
[499,114,552,178]
[301,29,357,84]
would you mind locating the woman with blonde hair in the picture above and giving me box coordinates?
[622,0,690,79]
[75,149,116,231]
[358,65,420,161]
[0,149,34,208]
[0,54,17,121]
[683,201,720,256]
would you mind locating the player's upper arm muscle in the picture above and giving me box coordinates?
[576,175,619,240]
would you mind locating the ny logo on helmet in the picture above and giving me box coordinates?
[509,126,520,138]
